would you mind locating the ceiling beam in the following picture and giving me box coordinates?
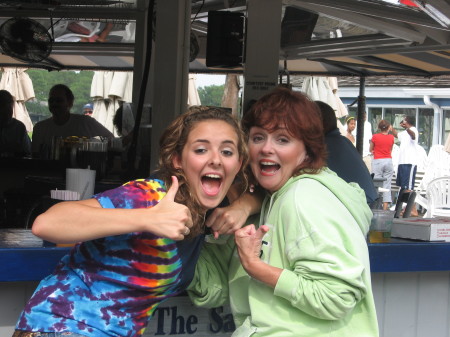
[286,39,450,59]
[191,0,246,14]
[411,0,450,28]
[51,42,134,56]
[285,0,446,30]
[282,34,412,58]
[426,0,450,20]
[0,7,138,21]
[285,0,428,43]
[303,58,368,76]
[355,55,431,75]
[311,57,431,76]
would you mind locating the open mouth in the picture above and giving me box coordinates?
[260,161,280,174]
[201,174,223,196]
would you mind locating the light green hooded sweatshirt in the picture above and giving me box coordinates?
[188,169,379,337]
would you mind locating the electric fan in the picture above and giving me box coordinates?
[0,18,53,63]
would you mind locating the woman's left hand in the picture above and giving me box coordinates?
[234,224,281,287]
[234,224,269,267]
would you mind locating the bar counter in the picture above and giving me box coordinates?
[1,229,450,337]
[0,229,69,282]
[1,229,450,282]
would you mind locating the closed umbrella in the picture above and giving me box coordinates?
[302,76,348,135]
[302,76,336,108]
[108,71,133,102]
[0,67,34,132]
[188,74,201,106]
[92,100,108,127]
[90,70,133,134]
[327,77,348,118]
[302,76,348,117]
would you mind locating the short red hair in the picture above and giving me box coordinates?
[242,87,326,175]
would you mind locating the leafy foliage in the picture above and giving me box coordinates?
[11,69,226,125]
[197,84,224,107]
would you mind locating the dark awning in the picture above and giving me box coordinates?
[0,0,449,78]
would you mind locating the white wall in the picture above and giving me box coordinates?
[2,272,450,337]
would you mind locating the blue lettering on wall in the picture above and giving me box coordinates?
[209,307,236,333]
[154,306,198,335]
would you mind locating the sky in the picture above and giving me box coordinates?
[195,74,226,88]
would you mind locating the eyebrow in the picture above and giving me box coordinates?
[193,139,237,145]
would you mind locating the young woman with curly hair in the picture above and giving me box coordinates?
[13,106,248,337]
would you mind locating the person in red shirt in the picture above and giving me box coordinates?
[370,119,395,210]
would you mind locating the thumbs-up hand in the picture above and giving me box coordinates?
[147,176,193,240]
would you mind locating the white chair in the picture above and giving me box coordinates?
[423,176,450,218]
[421,145,450,189]
[415,145,450,213]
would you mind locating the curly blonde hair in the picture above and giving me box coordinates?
[154,106,248,237]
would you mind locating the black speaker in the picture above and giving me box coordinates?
[206,11,244,68]
[280,7,318,48]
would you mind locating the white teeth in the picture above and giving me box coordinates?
[205,174,221,179]
[261,161,278,166]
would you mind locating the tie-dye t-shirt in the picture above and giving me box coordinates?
[16,179,205,337]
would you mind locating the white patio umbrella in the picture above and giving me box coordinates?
[90,70,133,135]
[188,74,201,106]
[301,76,348,118]
[302,76,348,135]
[0,67,34,132]
[327,77,348,118]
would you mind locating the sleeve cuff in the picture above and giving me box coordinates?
[274,269,298,300]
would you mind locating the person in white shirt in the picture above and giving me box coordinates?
[352,111,373,173]
[32,84,113,158]
[390,115,420,216]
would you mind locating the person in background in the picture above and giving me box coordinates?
[353,112,373,173]
[317,100,377,205]
[110,103,135,175]
[31,84,113,158]
[82,103,93,116]
[188,87,379,337]
[112,103,134,145]
[14,106,248,337]
[0,89,31,157]
[390,115,420,216]
[370,120,395,210]
[345,116,356,145]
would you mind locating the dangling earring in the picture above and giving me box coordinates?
[249,184,255,193]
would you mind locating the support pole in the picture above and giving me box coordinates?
[356,76,366,156]
[149,0,190,171]
[242,0,282,116]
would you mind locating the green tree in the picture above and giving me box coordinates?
[197,84,224,107]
